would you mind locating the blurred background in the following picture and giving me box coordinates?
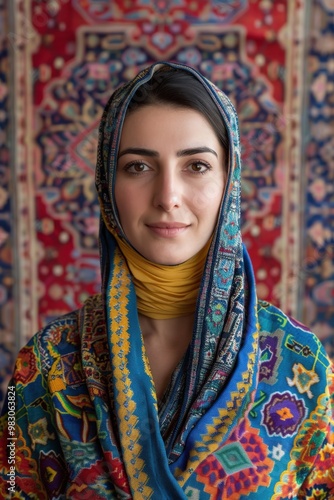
[0,0,333,410]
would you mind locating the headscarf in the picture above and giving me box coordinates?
[94,61,259,494]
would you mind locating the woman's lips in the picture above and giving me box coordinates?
[146,222,189,237]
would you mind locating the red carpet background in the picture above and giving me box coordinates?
[0,0,333,409]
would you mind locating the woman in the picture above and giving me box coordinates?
[1,62,333,499]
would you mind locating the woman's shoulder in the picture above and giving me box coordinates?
[22,293,103,372]
[257,299,326,350]
[256,299,333,394]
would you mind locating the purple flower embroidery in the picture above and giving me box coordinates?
[262,392,306,437]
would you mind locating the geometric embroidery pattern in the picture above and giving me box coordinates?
[184,486,202,499]
[28,417,55,450]
[259,329,284,385]
[61,351,85,386]
[215,442,254,475]
[286,363,320,399]
[39,450,68,497]
[195,418,274,499]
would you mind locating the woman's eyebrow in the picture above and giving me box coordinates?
[177,147,218,158]
[118,147,159,158]
[118,146,218,159]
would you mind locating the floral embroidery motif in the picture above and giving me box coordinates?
[14,346,38,385]
[272,392,333,500]
[270,443,285,461]
[28,417,55,449]
[44,324,64,346]
[262,392,306,437]
[286,363,320,398]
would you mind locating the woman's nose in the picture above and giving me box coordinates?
[152,170,181,212]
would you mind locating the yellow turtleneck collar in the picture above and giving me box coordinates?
[112,231,211,319]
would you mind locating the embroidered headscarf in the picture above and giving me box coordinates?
[95,61,258,495]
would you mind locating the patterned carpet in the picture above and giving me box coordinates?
[0,0,333,409]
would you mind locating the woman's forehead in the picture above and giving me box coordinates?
[118,105,223,151]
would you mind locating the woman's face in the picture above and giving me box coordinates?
[115,104,226,265]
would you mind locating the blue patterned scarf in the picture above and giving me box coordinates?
[95,61,257,494]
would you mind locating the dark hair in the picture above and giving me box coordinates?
[127,68,229,160]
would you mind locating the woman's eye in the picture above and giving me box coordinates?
[187,161,211,174]
[126,162,150,174]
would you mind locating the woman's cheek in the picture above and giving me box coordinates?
[190,179,224,211]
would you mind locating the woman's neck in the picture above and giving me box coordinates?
[139,313,194,399]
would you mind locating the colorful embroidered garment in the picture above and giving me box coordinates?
[1,62,334,499]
